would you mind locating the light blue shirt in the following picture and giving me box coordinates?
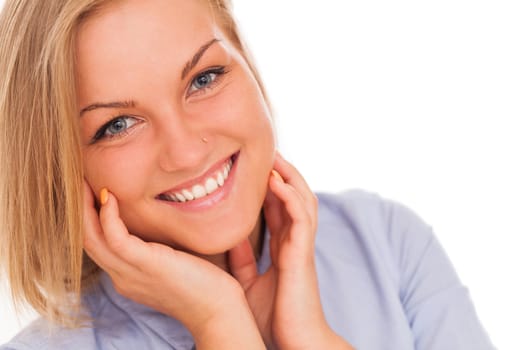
[1,190,495,349]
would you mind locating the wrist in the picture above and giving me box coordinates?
[309,325,355,350]
[189,286,265,349]
[276,322,355,350]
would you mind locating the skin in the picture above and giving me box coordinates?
[77,0,273,266]
[79,0,355,348]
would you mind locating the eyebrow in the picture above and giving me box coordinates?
[181,38,220,80]
[79,38,219,117]
[79,100,136,117]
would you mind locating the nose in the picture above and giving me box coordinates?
[157,118,210,173]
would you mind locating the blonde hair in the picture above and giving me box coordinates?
[0,0,268,326]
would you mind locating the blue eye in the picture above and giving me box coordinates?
[92,115,140,142]
[107,118,128,134]
[192,72,216,89]
[188,67,226,94]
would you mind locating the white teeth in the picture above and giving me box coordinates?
[217,172,224,186]
[182,189,194,201]
[205,177,218,194]
[161,157,235,203]
[165,193,178,202]
[192,184,206,199]
[222,159,232,179]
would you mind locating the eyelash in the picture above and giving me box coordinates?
[91,115,141,143]
[90,66,229,143]
[187,66,228,97]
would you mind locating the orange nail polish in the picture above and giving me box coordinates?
[271,170,284,183]
[100,188,108,205]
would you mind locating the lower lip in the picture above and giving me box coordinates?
[158,152,239,212]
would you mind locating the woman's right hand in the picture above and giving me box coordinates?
[82,181,265,349]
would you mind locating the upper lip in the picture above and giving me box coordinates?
[157,151,237,196]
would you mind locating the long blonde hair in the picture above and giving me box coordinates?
[0,0,268,326]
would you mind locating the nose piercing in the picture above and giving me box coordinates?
[201,137,208,143]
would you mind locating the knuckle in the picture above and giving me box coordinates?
[288,162,299,173]
[112,276,129,295]
[107,235,127,253]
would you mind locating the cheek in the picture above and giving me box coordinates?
[211,73,275,143]
[83,144,153,198]
[236,89,275,157]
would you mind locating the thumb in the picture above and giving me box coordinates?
[229,239,258,291]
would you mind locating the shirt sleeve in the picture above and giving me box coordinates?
[387,199,496,350]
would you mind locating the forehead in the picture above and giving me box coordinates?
[75,0,225,102]
[77,0,219,54]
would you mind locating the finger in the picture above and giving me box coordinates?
[273,152,311,197]
[273,153,318,217]
[268,171,312,229]
[228,239,258,291]
[82,181,121,273]
[264,171,293,264]
[98,190,153,269]
[267,174,317,269]
[263,173,285,233]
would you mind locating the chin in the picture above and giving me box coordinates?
[184,216,260,255]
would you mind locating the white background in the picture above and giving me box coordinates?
[1,1,524,348]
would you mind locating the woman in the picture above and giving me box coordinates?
[0,0,494,349]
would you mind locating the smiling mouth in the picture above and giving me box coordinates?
[157,152,239,203]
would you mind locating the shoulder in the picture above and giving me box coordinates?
[313,190,442,347]
[0,318,96,350]
[1,281,124,350]
[315,188,433,247]
[313,189,438,288]
[316,188,429,226]
[315,190,495,349]
[2,275,194,350]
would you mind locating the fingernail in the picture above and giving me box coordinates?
[100,188,108,205]
[271,170,284,183]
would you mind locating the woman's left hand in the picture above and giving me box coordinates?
[229,152,354,350]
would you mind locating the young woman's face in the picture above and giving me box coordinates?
[76,0,275,255]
